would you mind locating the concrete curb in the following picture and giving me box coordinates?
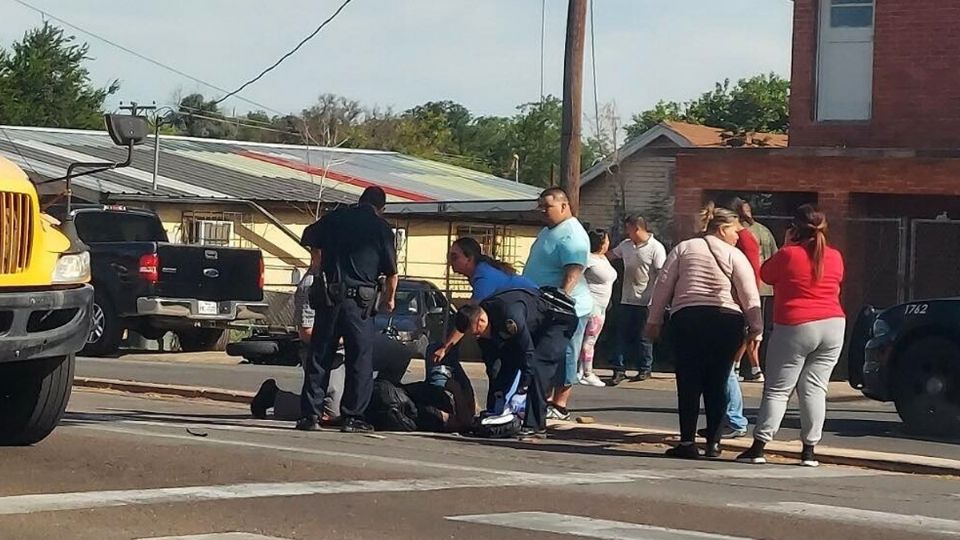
[73,377,955,477]
[74,377,254,404]
[548,421,960,478]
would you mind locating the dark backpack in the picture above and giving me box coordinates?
[365,380,418,432]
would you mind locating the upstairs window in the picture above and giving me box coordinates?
[817,0,875,121]
[830,0,874,28]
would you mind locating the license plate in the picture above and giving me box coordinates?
[197,301,218,315]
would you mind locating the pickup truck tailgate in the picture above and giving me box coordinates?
[155,244,263,302]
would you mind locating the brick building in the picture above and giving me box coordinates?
[675,0,960,319]
[579,121,785,244]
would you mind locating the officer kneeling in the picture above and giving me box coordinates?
[454,288,578,439]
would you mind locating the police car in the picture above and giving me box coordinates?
[850,300,960,436]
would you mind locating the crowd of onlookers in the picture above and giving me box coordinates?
[254,187,845,467]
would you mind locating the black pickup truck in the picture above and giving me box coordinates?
[55,206,267,356]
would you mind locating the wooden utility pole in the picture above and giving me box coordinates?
[560,0,587,215]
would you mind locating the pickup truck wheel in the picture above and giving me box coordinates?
[894,336,960,436]
[81,290,121,357]
[177,328,226,352]
[0,355,75,446]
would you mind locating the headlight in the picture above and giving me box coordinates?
[52,251,91,284]
[871,318,890,339]
[396,330,415,341]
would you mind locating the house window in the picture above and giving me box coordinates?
[181,211,246,247]
[456,225,497,257]
[392,227,407,254]
[830,0,874,28]
[816,0,875,121]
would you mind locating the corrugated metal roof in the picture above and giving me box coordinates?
[0,126,541,206]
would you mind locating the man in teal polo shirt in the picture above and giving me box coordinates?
[522,186,594,421]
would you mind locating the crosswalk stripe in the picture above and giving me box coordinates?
[139,534,290,540]
[730,502,960,536]
[74,422,894,483]
[447,512,752,539]
[0,462,893,517]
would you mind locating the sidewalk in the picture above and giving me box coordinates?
[96,352,867,402]
[74,354,959,473]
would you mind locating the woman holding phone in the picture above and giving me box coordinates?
[737,204,845,467]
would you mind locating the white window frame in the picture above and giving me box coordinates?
[816,0,876,121]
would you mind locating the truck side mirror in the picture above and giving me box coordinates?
[105,114,149,146]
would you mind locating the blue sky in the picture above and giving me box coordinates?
[2,0,793,123]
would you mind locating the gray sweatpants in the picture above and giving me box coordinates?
[754,317,846,446]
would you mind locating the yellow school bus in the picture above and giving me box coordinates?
[0,114,146,445]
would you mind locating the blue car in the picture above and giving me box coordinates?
[375,279,453,357]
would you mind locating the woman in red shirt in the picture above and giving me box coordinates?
[737,204,845,467]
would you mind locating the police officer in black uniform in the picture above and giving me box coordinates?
[298,186,398,433]
[454,288,578,439]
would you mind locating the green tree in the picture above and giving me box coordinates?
[624,73,789,139]
[0,22,118,128]
[624,100,684,139]
[170,93,235,139]
[300,93,363,146]
[507,96,600,187]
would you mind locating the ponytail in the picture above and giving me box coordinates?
[811,228,826,281]
[791,204,828,281]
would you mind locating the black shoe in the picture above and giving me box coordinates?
[800,444,819,467]
[629,370,652,382]
[736,440,767,464]
[250,379,278,419]
[609,371,627,386]
[295,415,320,431]
[341,418,375,434]
[665,443,701,460]
[705,442,722,458]
[517,427,547,440]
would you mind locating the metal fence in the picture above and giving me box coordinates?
[910,219,960,300]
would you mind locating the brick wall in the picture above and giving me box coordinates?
[790,0,960,148]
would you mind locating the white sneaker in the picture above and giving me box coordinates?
[580,373,606,387]
[546,405,571,421]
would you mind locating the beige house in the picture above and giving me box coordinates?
[579,121,787,243]
[1,127,544,325]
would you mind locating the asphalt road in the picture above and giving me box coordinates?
[1,390,958,540]
[75,356,960,461]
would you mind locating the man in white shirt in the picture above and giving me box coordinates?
[607,214,667,385]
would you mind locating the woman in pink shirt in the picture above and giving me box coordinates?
[737,204,845,467]
[646,206,762,459]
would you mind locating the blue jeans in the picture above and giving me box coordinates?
[559,315,590,386]
[424,341,471,390]
[612,305,654,374]
[725,366,748,431]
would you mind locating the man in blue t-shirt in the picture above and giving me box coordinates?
[521,187,593,421]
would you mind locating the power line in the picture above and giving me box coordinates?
[9,0,287,117]
[171,110,298,136]
[213,0,354,106]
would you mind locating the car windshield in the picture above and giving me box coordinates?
[394,290,420,315]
